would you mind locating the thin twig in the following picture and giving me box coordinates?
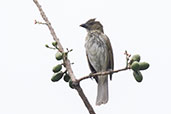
[35,20,47,25]
[77,67,130,82]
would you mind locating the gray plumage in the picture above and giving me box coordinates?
[80,19,114,105]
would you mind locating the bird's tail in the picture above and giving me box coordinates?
[96,75,108,105]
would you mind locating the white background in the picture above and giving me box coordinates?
[0,0,171,114]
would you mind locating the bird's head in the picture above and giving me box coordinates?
[80,18,104,33]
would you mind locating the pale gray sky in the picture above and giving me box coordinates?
[0,0,171,114]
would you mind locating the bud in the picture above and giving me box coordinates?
[133,71,143,82]
[52,42,57,47]
[51,71,64,82]
[34,20,37,24]
[45,44,49,48]
[139,62,150,70]
[52,64,62,73]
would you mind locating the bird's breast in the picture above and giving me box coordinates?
[85,34,105,55]
[85,32,108,71]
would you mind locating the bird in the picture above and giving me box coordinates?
[80,18,114,105]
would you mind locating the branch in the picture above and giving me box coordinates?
[74,84,96,114]
[77,50,131,82]
[33,0,77,81]
[33,0,95,114]
[77,67,130,82]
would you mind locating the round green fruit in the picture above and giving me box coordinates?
[51,71,64,82]
[52,64,62,73]
[55,52,63,60]
[133,71,143,82]
[63,73,70,82]
[130,54,141,64]
[139,62,150,70]
[131,61,140,71]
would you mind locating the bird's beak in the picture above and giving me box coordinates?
[80,23,88,28]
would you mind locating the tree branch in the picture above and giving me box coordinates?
[77,67,130,83]
[33,0,77,81]
[77,50,131,83]
[74,84,96,114]
[33,0,95,114]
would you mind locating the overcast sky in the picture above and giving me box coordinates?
[0,0,171,114]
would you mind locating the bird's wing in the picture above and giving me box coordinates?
[103,35,114,80]
[86,53,98,83]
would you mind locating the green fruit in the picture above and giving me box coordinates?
[52,42,57,47]
[52,64,62,73]
[131,61,140,71]
[133,71,143,82]
[139,62,150,70]
[51,71,64,82]
[69,80,74,89]
[130,54,141,64]
[63,73,70,82]
[55,52,63,60]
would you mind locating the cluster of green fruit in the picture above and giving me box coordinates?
[129,54,150,82]
[49,42,73,88]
